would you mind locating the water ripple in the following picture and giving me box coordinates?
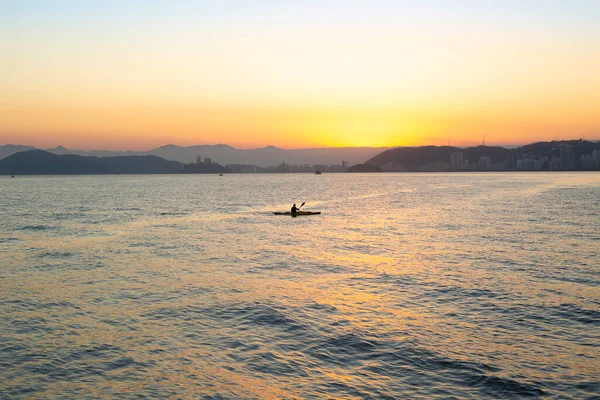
[1,173,598,398]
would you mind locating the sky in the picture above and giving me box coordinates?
[1,0,600,150]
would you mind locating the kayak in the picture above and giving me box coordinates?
[273,211,321,216]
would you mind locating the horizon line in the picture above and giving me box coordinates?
[2,138,598,153]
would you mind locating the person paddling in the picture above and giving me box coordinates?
[291,202,305,216]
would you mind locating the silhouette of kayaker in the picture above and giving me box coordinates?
[291,203,299,215]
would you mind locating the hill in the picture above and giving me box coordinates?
[364,140,600,171]
[0,150,112,175]
[0,150,191,175]
[367,145,511,168]
[0,143,392,167]
[0,144,37,159]
[347,163,383,172]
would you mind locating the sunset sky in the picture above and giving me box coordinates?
[2,1,600,150]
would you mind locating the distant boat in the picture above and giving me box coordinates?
[218,173,223,176]
[315,170,322,175]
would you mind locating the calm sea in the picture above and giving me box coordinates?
[1,173,599,399]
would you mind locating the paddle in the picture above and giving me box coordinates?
[290,202,305,217]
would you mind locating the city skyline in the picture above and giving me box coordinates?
[3,139,599,174]
[2,1,600,149]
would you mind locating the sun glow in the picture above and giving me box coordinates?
[288,109,426,148]
[1,2,599,149]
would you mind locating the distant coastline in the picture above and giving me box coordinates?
[1,140,599,175]
[0,144,389,170]
[0,150,229,175]
[363,140,600,172]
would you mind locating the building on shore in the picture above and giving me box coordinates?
[450,152,463,170]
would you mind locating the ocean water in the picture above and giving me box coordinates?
[1,173,599,399]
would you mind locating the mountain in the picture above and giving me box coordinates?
[0,150,112,175]
[366,145,511,167]
[97,155,184,174]
[0,144,392,166]
[46,145,142,158]
[0,144,37,159]
[4,140,598,170]
[148,144,237,164]
[0,150,186,175]
[364,140,600,171]
[0,144,143,160]
[147,144,391,166]
[46,145,77,155]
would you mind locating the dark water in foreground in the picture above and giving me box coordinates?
[1,173,599,399]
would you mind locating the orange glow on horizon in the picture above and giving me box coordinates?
[2,2,599,150]
[2,95,598,150]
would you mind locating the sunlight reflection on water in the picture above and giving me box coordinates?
[1,173,599,398]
